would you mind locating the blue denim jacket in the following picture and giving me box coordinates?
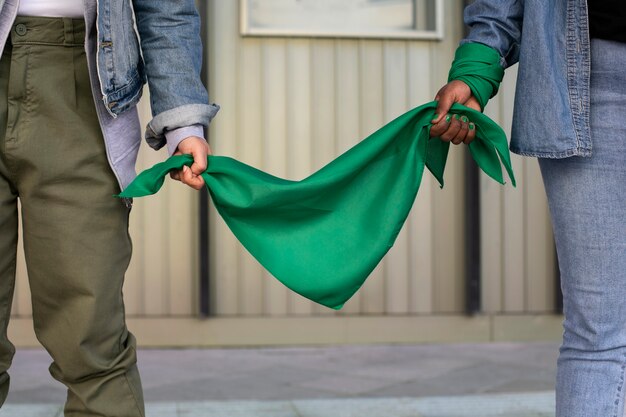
[94,0,219,150]
[463,0,591,158]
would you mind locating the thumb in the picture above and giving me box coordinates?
[190,148,208,176]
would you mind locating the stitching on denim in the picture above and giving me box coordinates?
[613,361,626,417]
[564,0,592,154]
[510,147,592,159]
[578,0,592,151]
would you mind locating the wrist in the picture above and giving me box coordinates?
[165,125,205,156]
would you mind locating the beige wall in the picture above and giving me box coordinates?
[204,0,556,317]
[206,0,467,317]
[8,0,559,347]
[481,66,557,314]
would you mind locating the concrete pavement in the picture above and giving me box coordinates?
[0,342,560,416]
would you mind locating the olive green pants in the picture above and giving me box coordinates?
[0,17,144,417]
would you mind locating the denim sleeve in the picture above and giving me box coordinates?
[132,0,220,150]
[461,0,524,68]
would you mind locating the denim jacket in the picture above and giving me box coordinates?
[0,0,220,190]
[463,0,591,158]
[94,0,219,150]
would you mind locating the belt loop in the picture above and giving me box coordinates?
[63,18,74,45]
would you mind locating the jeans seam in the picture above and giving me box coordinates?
[613,358,626,417]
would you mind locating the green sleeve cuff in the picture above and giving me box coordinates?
[448,42,505,110]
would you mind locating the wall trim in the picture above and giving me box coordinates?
[8,315,563,348]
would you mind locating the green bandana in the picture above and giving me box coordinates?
[119,101,513,310]
[448,43,505,110]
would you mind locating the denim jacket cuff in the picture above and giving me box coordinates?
[145,103,220,151]
[164,125,206,156]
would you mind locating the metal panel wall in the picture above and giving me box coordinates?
[480,65,557,314]
[205,0,556,316]
[207,0,467,317]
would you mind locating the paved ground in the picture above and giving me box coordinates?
[0,342,560,416]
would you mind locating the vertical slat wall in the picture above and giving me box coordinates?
[480,65,557,313]
[206,0,557,317]
[10,0,556,321]
[123,95,201,317]
[207,0,469,317]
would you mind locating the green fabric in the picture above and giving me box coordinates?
[448,43,505,110]
[120,101,514,310]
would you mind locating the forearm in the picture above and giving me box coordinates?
[132,0,206,114]
[132,0,219,150]
[431,2,521,143]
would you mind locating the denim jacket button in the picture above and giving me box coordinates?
[15,24,27,36]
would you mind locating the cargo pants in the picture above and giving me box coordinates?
[0,16,144,417]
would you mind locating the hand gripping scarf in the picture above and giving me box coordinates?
[119,44,509,310]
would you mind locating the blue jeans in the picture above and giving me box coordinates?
[539,38,626,417]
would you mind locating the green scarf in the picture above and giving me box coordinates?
[448,42,505,110]
[119,101,514,310]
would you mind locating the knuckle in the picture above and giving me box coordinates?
[432,123,445,132]
[445,128,458,139]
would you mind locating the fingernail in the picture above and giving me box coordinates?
[453,114,460,120]
[461,116,469,123]
[445,114,451,123]
[469,123,475,130]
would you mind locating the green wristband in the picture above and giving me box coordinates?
[448,43,505,110]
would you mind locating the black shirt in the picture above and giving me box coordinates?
[588,1,626,43]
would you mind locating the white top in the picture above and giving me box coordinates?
[18,0,84,18]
